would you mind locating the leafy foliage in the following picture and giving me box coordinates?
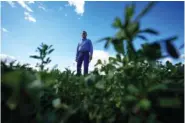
[30,43,54,71]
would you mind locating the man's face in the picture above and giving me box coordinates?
[82,31,87,39]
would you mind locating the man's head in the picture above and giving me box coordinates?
[82,31,87,39]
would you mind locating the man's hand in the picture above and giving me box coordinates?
[89,55,92,62]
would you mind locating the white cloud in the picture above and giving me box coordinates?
[6,1,16,8]
[2,28,9,33]
[90,50,110,70]
[24,12,36,22]
[0,54,16,63]
[0,53,38,70]
[27,1,35,4]
[6,1,36,22]
[180,54,185,64]
[17,1,33,12]
[68,0,85,16]
[180,54,185,59]
[38,5,46,11]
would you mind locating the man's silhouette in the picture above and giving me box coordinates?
[76,31,93,76]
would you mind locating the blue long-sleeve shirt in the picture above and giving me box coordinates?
[76,38,93,59]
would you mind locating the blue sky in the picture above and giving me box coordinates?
[1,1,184,70]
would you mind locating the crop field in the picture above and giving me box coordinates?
[1,2,184,123]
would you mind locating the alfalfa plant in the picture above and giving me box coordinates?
[30,43,54,71]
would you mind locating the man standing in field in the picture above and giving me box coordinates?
[76,31,93,76]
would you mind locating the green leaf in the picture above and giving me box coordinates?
[137,35,148,41]
[112,39,124,54]
[128,22,140,37]
[106,86,111,92]
[158,97,181,108]
[97,37,112,49]
[108,70,114,80]
[127,84,139,94]
[85,74,96,86]
[40,42,44,47]
[125,95,137,102]
[146,113,157,123]
[95,59,102,66]
[43,44,48,50]
[109,57,117,63]
[166,37,179,58]
[30,55,41,59]
[45,57,51,64]
[46,57,50,62]
[104,40,111,49]
[138,98,151,110]
[36,47,42,52]
[139,28,159,35]
[129,115,142,123]
[97,37,112,43]
[6,96,18,110]
[125,3,135,26]
[116,101,121,108]
[135,1,156,21]
[142,42,162,60]
[116,54,122,62]
[48,49,54,54]
[2,71,22,87]
[127,42,136,60]
[112,17,122,28]
[95,81,105,89]
[48,45,53,49]
[9,60,16,67]
[166,60,173,68]
[148,84,167,92]
[116,29,126,39]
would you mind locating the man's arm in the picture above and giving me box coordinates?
[76,43,79,61]
[89,40,93,60]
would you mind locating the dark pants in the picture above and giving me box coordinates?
[77,51,89,75]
